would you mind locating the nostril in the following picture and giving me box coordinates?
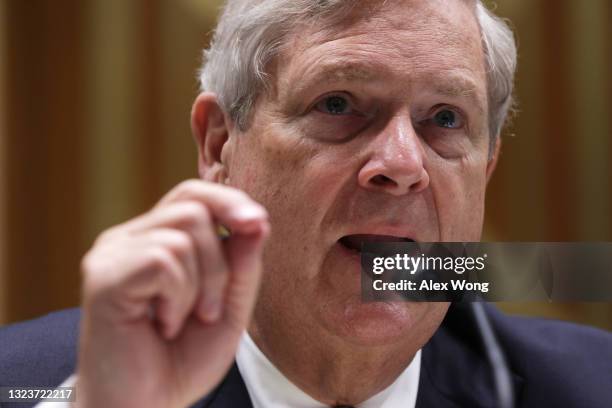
[370,174,395,186]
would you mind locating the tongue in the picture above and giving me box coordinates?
[340,234,412,252]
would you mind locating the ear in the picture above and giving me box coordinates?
[191,92,232,183]
[486,136,501,184]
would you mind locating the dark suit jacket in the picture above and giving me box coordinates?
[1,303,611,407]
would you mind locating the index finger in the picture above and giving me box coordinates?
[156,179,268,235]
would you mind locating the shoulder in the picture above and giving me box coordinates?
[486,304,612,363]
[427,303,612,407]
[485,304,612,406]
[0,309,235,408]
[0,308,81,388]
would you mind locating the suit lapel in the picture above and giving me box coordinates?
[416,303,523,408]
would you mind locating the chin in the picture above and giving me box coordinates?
[318,299,427,347]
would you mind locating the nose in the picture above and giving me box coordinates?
[357,113,429,196]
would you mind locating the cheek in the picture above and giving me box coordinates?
[231,128,344,220]
[228,133,298,201]
[228,132,329,250]
[429,156,488,241]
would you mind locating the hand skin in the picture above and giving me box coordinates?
[75,180,269,408]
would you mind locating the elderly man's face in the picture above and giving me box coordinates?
[223,0,495,345]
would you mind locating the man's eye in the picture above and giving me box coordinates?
[315,95,353,115]
[433,109,464,129]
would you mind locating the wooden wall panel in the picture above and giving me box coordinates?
[609,1,612,239]
[491,0,612,327]
[158,0,213,191]
[139,0,165,207]
[83,0,143,246]
[0,0,7,323]
[4,1,84,323]
[568,0,611,240]
[540,0,577,240]
[484,0,548,241]
[0,0,610,329]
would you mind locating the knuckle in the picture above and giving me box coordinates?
[166,230,194,256]
[147,246,175,271]
[80,251,118,299]
[80,247,116,278]
[180,201,210,227]
[177,179,203,194]
[148,248,187,287]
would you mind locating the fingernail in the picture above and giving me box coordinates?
[200,299,221,322]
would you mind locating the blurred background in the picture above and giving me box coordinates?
[0,0,610,329]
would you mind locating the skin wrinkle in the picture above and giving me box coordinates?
[270,0,488,121]
[273,19,489,142]
[284,60,485,117]
[211,0,496,405]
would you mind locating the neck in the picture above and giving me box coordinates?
[248,321,421,406]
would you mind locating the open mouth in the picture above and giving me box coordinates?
[338,234,415,255]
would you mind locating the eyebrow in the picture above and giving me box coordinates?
[310,64,379,84]
[434,81,478,98]
[284,61,386,98]
[427,73,486,114]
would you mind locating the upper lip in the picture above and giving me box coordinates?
[337,227,417,243]
[336,228,418,254]
[337,232,416,254]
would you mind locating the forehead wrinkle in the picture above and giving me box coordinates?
[267,0,487,115]
[276,56,486,114]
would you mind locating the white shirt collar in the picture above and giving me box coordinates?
[236,332,421,408]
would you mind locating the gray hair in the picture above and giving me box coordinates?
[200,0,517,151]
